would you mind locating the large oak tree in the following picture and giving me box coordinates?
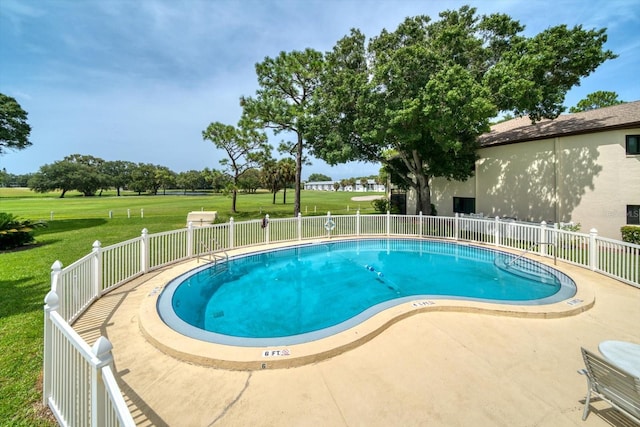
[29,154,107,197]
[0,93,32,155]
[309,6,616,214]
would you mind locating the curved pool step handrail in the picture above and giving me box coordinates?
[506,242,557,266]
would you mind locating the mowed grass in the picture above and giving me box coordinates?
[0,188,382,425]
[0,187,376,222]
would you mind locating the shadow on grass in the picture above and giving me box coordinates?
[0,243,44,254]
[34,218,108,236]
[0,277,47,318]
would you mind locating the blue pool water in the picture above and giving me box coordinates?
[158,239,576,346]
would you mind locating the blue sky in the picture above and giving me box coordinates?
[1,0,638,179]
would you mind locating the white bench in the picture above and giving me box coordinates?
[579,347,640,423]
[186,211,217,226]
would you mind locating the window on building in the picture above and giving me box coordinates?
[626,135,640,155]
[627,205,640,225]
[453,197,475,214]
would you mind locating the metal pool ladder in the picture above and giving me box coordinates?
[198,238,229,265]
[506,242,557,266]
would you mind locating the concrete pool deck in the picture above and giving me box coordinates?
[73,241,640,426]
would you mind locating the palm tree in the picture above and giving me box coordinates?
[278,158,296,205]
[260,160,281,204]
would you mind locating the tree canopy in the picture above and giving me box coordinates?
[237,168,262,193]
[100,160,136,196]
[202,122,270,213]
[0,93,32,155]
[29,154,108,197]
[309,6,616,214]
[176,170,207,193]
[308,173,332,181]
[569,90,624,113]
[27,155,188,197]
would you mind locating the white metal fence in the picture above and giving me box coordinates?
[43,292,135,427]
[43,212,640,426]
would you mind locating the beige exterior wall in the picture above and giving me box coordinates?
[477,139,557,222]
[561,128,640,238]
[430,175,475,217]
[430,127,640,239]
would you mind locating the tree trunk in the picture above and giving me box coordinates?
[414,173,432,215]
[232,188,238,213]
[396,149,433,216]
[294,133,303,216]
[283,187,287,204]
[272,188,276,204]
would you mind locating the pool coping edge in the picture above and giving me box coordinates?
[138,238,595,370]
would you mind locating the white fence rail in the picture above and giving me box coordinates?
[44,212,640,425]
[43,292,135,427]
[101,237,142,292]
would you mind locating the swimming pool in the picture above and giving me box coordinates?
[157,239,576,347]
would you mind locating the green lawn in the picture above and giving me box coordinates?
[0,188,382,425]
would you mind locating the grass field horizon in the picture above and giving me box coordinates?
[0,187,383,425]
[0,187,380,222]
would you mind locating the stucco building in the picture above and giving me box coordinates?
[425,101,640,239]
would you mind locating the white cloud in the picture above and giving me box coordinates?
[1,0,638,178]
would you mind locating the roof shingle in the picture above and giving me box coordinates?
[479,100,640,147]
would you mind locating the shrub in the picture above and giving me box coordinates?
[371,198,390,213]
[620,225,640,245]
[371,197,403,214]
[560,222,581,232]
[0,212,47,250]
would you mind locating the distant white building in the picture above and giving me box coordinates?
[303,181,336,191]
[355,179,385,192]
[304,179,385,192]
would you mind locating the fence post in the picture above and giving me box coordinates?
[43,290,59,406]
[356,210,361,236]
[265,214,270,244]
[297,213,302,241]
[386,211,391,236]
[187,222,194,258]
[493,216,500,247]
[141,228,149,274]
[92,241,102,297]
[229,217,235,249]
[454,213,459,241]
[91,336,113,427]
[589,228,598,271]
[539,221,547,257]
